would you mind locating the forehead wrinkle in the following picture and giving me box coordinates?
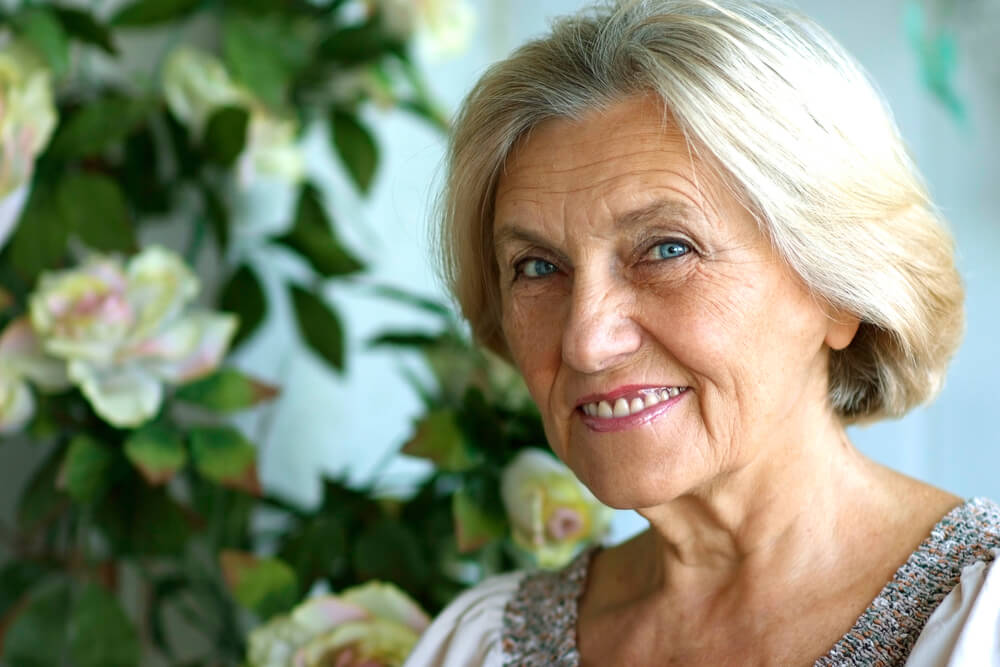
[507,143,692,177]
[493,195,708,252]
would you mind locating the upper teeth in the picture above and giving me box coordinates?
[581,387,685,418]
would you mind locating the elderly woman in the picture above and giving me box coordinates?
[405,0,1000,665]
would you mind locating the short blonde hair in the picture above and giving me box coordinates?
[439,0,964,423]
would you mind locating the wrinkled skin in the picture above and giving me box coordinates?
[493,96,859,512]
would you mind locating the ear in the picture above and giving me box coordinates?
[825,311,861,351]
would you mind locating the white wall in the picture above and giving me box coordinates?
[249,0,1000,531]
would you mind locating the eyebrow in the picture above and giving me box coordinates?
[493,197,705,248]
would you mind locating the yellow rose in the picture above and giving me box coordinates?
[247,582,430,667]
[29,246,236,427]
[0,40,58,250]
[162,47,303,186]
[501,448,613,569]
[0,318,69,433]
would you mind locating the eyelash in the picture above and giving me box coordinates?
[511,239,693,281]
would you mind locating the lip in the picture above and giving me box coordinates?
[576,386,689,433]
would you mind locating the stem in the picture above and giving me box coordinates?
[185,215,208,266]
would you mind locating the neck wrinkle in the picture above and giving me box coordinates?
[635,413,866,599]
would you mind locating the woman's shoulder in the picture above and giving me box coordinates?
[403,571,526,667]
[903,497,1000,665]
[935,496,1000,557]
[902,497,1000,665]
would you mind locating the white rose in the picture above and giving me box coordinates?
[0,318,70,433]
[247,581,430,667]
[501,448,613,569]
[162,46,249,137]
[0,40,58,250]
[29,246,237,427]
[373,0,476,60]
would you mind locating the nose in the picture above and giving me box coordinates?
[561,276,642,373]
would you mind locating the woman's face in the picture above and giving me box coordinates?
[493,96,856,510]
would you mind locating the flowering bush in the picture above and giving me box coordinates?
[28,246,236,427]
[501,448,613,569]
[248,582,430,667]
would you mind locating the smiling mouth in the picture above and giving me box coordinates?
[580,387,688,419]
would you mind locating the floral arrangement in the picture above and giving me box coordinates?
[0,1,612,665]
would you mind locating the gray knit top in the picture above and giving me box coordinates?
[502,497,1000,666]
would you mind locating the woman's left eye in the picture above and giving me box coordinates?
[649,241,691,260]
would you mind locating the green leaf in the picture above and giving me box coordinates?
[368,284,453,319]
[219,264,267,349]
[369,331,441,349]
[94,481,190,556]
[15,8,70,77]
[17,444,69,532]
[124,423,186,485]
[352,520,429,593]
[118,127,170,215]
[289,284,345,373]
[222,14,307,108]
[111,0,203,26]
[453,487,507,553]
[60,435,114,504]
[68,583,140,667]
[147,576,187,659]
[200,185,230,251]
[275,185,364,277]
[330,110,378,194]
[49,96,151,158]
[0,561,48,620]
[4,183,69,283]
[57,172,136,253]
[189,425,259,494]
[2,578,71,666]
[164,110,199,179]
[52,7,117,54]
[278,514,350,584]
[402,410,477,472]
[175,367,279,413]
[318,19,405,66]
[219,551,298,619]
[905,2,965,120]
[202,106,249,167]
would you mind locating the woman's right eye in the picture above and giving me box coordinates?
[516,258,558,278]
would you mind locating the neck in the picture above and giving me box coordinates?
[634,410,888,599]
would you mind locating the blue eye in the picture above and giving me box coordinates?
[519,259,558,278]
[654,242,690,259]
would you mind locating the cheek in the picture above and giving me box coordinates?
[639,263,759,356]
[501,293,564,396]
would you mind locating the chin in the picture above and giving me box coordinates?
[569,462,691,512]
